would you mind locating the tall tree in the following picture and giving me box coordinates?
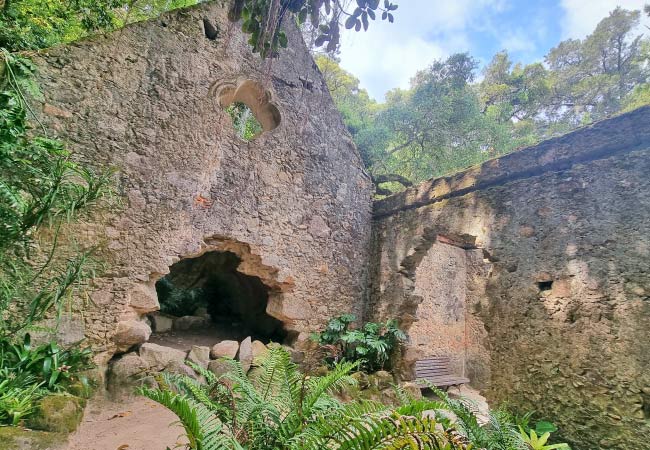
[367,53,521,185]
[544,7,648,127]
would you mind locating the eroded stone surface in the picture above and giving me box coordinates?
[30,0,372,363]
[211,340,239,359]
[127,283,160,314]
[238,336,253,372]
[112,320,152,352]
[369,108,650,450]
[139,343,187,371]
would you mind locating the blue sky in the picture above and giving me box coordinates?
[338,0,650,100]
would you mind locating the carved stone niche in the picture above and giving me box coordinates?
[212,79,281,134]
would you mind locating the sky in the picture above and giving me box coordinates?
[338,0,650,100]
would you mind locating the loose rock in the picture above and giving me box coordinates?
[139,343,187,371]
[238,336,253,372]
[173,315,209,331]
[112,320,151,352]
[210,340,239,359]
[208,359,235,377]
[186,345,211,369]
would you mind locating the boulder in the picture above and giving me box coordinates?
[139,343,187,371]
[238,336,253,372]
[251,340,268,361]
[127,283,159,314]
[208,359,235,377]
[150,313,174,333]
[186,345,211,369]
[400,382,423,400]
[107,352,151,397]
[373,370,394,390]
[210,340,239,359]
[109,352,149,381]
[166,360,199,379]
[28,394,85,433]
[112,320,151,352]
[173,315,209,331]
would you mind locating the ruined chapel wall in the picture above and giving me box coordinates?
[29,2,373,363]
[369,107,650,450]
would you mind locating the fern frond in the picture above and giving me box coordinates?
[139,385,237,450]
[322,412,467,450]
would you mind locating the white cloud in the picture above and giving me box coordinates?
[499,30,538,54]
[338,0,503,99]
[560,0,650,39]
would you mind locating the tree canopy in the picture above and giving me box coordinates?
[318,6,650,194]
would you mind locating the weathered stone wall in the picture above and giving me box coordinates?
[370,107,650,450]
[30,2,373,363]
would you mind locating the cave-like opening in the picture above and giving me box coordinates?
[151,251,287,345]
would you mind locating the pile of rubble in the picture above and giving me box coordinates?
[108,336,302,395]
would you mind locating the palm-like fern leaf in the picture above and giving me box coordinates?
[139,385,241,450]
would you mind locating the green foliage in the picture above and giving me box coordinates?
[0,333,94,425]
[0,0,201,52]
[427,385,571,450]
[155,276,206,317]
[0,380,41,425]
[142,346,470,450]
[313,314,406,372]
[226,102,264,141]
[0,50,112,338]
[518,427,570,450]
[320,7,650,195]
[229,0,398,58]
[0,334,94,391]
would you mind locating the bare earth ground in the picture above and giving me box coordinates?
[65,395,188,450]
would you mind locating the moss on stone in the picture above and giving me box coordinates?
[27,394,85,433]
[0,426,67,450]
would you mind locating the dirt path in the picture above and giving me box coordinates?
[66,395,188,450]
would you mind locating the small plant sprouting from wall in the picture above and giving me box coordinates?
[226,101,263,141]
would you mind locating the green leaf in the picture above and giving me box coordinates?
[278,32,288,48]
[535,420,558,435]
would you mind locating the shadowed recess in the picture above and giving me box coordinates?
[155,250,287,343]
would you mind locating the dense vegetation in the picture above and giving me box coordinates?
[312,314,406,373]
[142,346,570,450]
[0,334,93,425]
[0,48,107,426]
[317,7,650,193]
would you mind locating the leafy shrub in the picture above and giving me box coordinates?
[0,48,105,428]
[312,314,406,372]
[0,334,94,425]
[0,50,113,338]
[226,102,263,141]
[141,347,470,450]
[155,277,206,317]
[427,385,571,450]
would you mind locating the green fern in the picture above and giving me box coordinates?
[142,347,474,450]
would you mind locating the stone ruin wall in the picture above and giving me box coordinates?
[369,106,650,450]
[23,2,650,447]
[29,2,373,365]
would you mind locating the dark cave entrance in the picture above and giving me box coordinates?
[151,251,287,344]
